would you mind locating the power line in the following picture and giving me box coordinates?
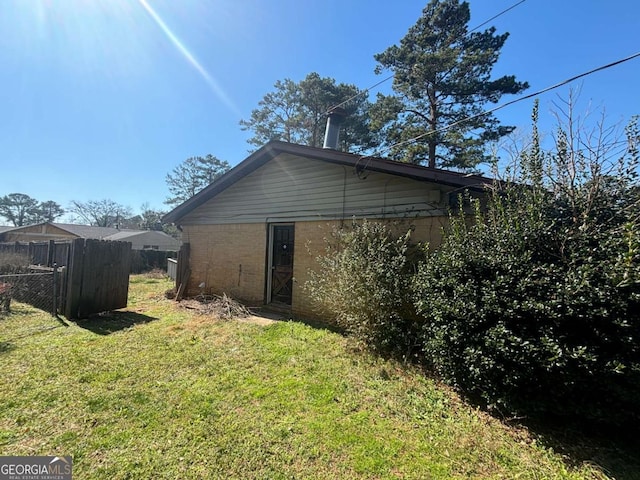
[375,51,640,157]
[326,0,528,114]
[328,74,393,113]
[468,0,526,34]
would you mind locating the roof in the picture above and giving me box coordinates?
[51,223,120,239]
[103,230,147,241]
[104,230,179,243]
[0,223,169,241]
[163,141,495,224]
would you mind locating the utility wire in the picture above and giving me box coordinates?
[376,51,640,156]
[326,0,528,115]
[328,74,393,113]
[468,0,526,33]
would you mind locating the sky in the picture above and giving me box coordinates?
[0,0,638,222]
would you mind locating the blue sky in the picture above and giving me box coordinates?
[1,0,638,221]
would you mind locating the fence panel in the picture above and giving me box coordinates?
[0,270,58,314]
[64,239,131,319]
[2,239,131,319]
[0,241,70,267]
[175,243,190,300]
[50,242,71,267]
[0,242,30,261]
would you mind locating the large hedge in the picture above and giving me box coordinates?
[307,105,640,428]
[413,111,640,427]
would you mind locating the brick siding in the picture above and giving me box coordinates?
[182,216,449,320]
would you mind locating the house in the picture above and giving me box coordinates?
[100,230,181,252]
[163,138,493,320]
[0,222,181,251]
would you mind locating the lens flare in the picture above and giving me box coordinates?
[138,0,240,117]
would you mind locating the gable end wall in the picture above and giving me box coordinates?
[180,153,451,225]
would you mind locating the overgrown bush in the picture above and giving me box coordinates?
[412,103,640,428]
[306,220,419,356]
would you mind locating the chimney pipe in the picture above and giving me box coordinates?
[322,107,347,150]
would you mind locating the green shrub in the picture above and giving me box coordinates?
[306,220,419,356]
[412,107,640,428]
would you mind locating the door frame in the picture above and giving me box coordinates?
[266,223,295,305]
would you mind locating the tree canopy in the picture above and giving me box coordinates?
[0,193,64,226]
[68,199,132,227]
[372,0,528,169]
[165,154,230,207]
[37,201,65,223]
[240,72,375,153]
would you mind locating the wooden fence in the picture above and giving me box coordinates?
[64,238,131,319]
[175,243,190,300]
[0,240,70,267]
[1,238,131,319]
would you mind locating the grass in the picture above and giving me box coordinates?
[0,274,637,479]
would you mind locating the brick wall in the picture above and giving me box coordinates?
[182,216,449,319]
[181,224,267,305]
[291,221,335,319]
[291,216,449,320]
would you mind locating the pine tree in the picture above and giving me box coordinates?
[240,72,375,153]
[165,155,230,206]
[372,0,528,169]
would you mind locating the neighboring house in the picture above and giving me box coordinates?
[163,140,493,319]
[103,230,181,251]
[0,222,181,251]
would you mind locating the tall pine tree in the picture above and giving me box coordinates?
[372,0,528,169]
[241,72,375,153]
[165,155,230,206]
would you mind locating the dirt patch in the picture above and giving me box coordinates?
[173,294,289,326]
[239,315,277,326]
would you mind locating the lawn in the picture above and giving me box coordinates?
[0,274,636,479]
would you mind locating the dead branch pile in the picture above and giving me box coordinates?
[179,293,252,320]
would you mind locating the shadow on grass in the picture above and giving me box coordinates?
[518,417,640,480]
[75,311,159,335]
[439,381,640,480]
[0,341,15,355]
[286,316,640,480]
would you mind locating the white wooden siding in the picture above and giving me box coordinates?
[181,153,452,225]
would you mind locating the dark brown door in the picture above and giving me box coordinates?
[270,225,294,305]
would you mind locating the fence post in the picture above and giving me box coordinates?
[64,238,86,319]
[52,263,58,316]
[47,240,55,267]
[176,243,190,290]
